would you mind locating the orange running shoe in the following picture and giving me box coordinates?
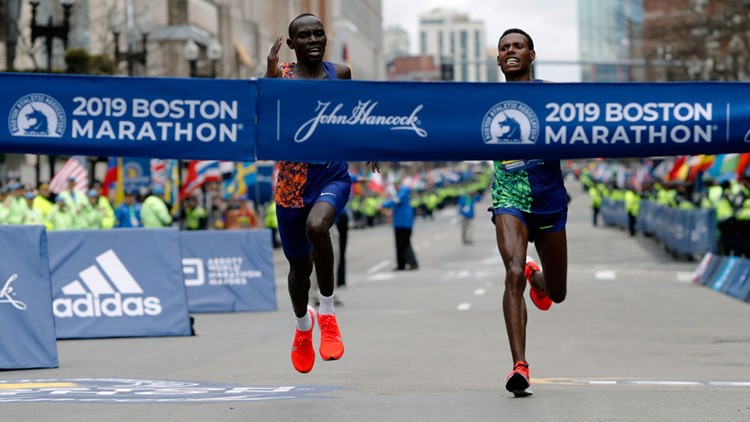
[291,306,316,373]
[526,256,552,311]
[318,314,344,361]
[505,360,533,397]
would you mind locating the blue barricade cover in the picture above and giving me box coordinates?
[0,226,58,369]
[257,80,750,161]
[711,256,740,292]
[693,253,750,303]
[600,199,628,228]
[180,230,277,313]
[0,73,255,160]
[635,201,717,256]
[735,261,750,302]
[47,229,192,339]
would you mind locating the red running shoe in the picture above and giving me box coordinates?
[526,256,552,311]
[291,306,316,373]
[318,314,344,361]
[505,360,533,397]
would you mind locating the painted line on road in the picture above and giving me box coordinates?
[595,270,617,280]
[367,260,390,275]
[367,273,394,281]
[676,271,695,283]
[474,288,486,296]
[534,378,750,388]
[457,302,471,311]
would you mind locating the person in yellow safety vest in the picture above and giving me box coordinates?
[423,190,439,220]
[362,194,379,227]
[588,183,602,226]
[349,194,364,228]
[0,187,9,224]
[700,179,725,210]
[32,182,55,220]
[57,176,88,216]
[79,189,105,229]
[264,201,280,248]
[23,191,47,227]
[140,186,173,228]
[6,183,29,225]
[48,195,76,230]
[624,188,641,237]
[88,181,115,229]
[181,195,208,230]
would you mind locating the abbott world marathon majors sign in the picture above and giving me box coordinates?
[47,229,192,339]
[180,230,276,313]
[1,73,255,160]
[255,80,750,161]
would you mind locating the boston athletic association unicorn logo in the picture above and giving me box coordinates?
[495,113,522,142]
[481,100,539,145]
[8,93,66,138]
[24,107,49,136]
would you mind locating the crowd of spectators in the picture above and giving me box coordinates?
[581,157,750,257]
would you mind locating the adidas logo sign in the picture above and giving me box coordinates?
[53,249,162,318]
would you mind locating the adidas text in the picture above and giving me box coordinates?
[53,293,162,318]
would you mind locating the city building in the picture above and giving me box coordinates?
[384,24,410,62]
[386,54,439,81]
[417,8,487,82]
[578,0,644,82]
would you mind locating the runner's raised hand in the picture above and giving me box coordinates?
[265,35,284,78]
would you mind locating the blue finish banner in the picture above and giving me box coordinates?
[0,226,58,369]
[47,229,192,339]
[180,230,276,313]
[0,73,255,160]
[257,80,750,161]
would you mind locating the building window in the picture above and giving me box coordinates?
[475,30,481,59]
[420,31,426,54]
[439,32,444,56]
[460,30,468,58]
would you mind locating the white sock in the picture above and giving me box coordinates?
[296,309,312,332]
[319,293,335,315]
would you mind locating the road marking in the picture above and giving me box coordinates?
[0,379,340,403]
[676,271,694,283]
[368,273,394,281]
[457,302,471,311]
[0,382,76,390]
[474,288,486,296]
[366,260,390,275]
[534,378,750,388]
[595,270,617,280]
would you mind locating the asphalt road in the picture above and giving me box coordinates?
[2,181,749,422]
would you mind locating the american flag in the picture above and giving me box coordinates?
[49,156,89,194]
[150,159,167,187]
[180,160,221,200]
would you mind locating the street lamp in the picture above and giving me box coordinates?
[30,0,74,73]
[207,40,223,78]
[112,14,150,76]
[183,39,223,78]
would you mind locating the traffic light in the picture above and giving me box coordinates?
[440,63,454,81]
